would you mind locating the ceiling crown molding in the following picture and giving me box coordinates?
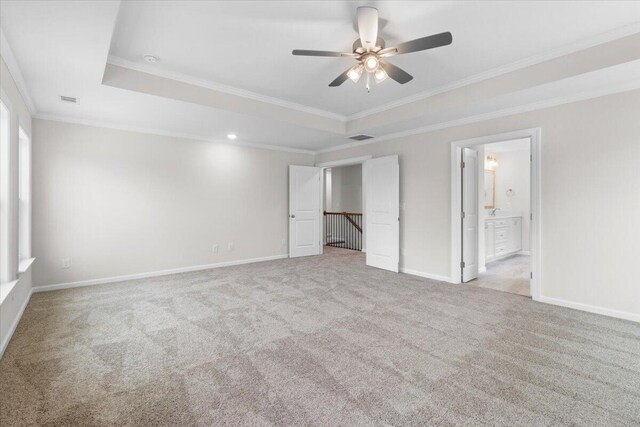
[106,55,347,123]
[0,28,36,115]
[318,81,640,154]
[346,22,640,122]
[108,22,640,128]
[33,113,317,155]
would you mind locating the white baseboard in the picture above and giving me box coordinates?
[479,267,487,273]
[400,267,454,283]
[537,295,640,323]
[0,288,33,359]
[33,254,289,293]
[519,250,531,255]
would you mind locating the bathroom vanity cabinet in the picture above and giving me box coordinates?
[485,215,522,262]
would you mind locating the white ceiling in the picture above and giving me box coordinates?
[109,1,640,116]
[1,1,640,153]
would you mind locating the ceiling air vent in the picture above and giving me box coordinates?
[348,134,374,141]
[60,95,77,104]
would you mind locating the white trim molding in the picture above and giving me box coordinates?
[0,28,36,114]
[0,256,35,359]
[0,287,32,359]
[400,267,455,283]
[449,127,542,301]
[346,22,640,121]
[107,21,640,126]
[316,155,372,168]
[33,77,640,157]
[537,296,640,324]
[317,81,640,154]
[33,114,316,155]
[107,55,346,123]
[316,155,372,254]
[33,254,288,293]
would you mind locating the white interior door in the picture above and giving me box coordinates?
[462,148,479,282]
[364,155,399,272]
[289,165,321,258]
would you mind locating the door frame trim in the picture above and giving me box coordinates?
[450,127,542,301]
[316,155,372,254]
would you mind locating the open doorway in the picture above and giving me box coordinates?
[451,128,541,300]
[475,139,531,296]
[323,164,363,252]
[311,155,400,272]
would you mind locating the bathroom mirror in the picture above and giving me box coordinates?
[484,169,496,209]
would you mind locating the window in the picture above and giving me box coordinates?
[0,99,10,283]
[18,126,31,263]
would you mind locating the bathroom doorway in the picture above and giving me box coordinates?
[451,129,541,300]
[475,138,531,296]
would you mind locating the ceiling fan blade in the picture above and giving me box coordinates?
[356,6,378,51]
[379,60,413,84]
[292,50,357,57]
[384,32,453,56]
[328,69,351,87]
[379,48,398,58]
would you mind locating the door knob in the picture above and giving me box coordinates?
[290,214,295,218]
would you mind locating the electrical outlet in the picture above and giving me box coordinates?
[62,258,71,269]
[212,244,219,254]
[227,242,234,252]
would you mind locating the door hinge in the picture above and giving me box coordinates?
[460,161,465,169]
[530,272,533,279]
[460,261,465,268]
[461,211,466,219]
[530,154,533,162]
[530,213,533,220]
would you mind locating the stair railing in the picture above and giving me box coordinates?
[323,211,363,251]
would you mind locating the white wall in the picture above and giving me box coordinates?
[485,148,531,251]
[329,164,362,213]
[32,119,314,286]
[317,89,640,321]
[0,55,33,356]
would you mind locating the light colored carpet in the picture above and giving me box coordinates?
[1,247,639,426]
[473,254,531,297]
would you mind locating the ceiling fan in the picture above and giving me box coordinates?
[292,6,452,91]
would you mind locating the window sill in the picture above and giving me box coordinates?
[0,279,18,305]
[0,259,34,305]
[18,257,35,275]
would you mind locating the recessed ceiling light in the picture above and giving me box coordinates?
[227,133,237,140]
[143,54,159,63]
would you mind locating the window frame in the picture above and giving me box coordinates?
[18,125,31,263]
[0,93,12,283]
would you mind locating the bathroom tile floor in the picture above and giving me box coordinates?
[472,254,531,297]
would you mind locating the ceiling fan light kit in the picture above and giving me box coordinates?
[374,68,388,83]
[292,6,453,91]
[347,64,364,83]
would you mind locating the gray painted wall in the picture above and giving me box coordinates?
[317,89,640,319]
[32,119,314,286]
[329,164,362,213]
